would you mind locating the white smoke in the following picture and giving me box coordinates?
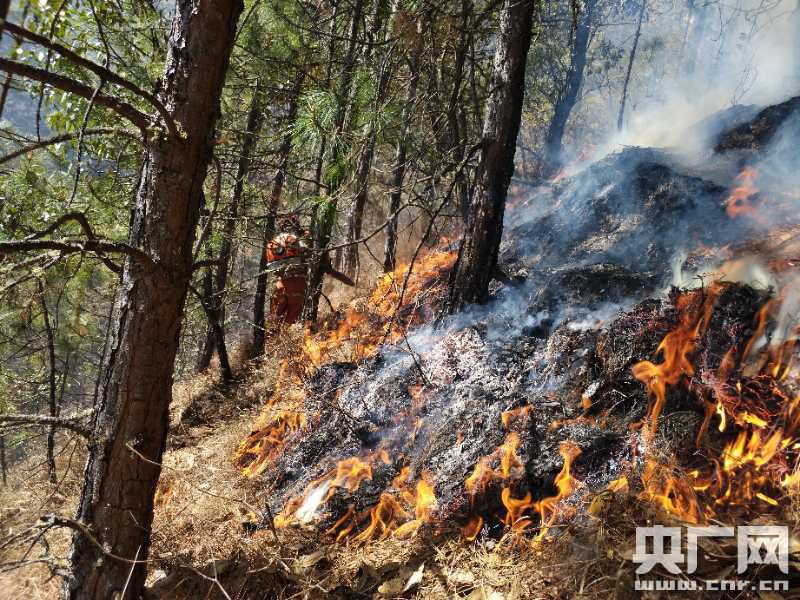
[578,0,799,160]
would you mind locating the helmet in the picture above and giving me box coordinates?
[266,232,307,262]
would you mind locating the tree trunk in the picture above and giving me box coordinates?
[341,0,393,278]
[448,1,472,222]
[64,1,243,598]
[304,0,364,322]
[383,17,423,273]
[683,0,706,76]
[37,281,58,484]
[251,75,305,358]
[542,0,595,175]
[196,240,233,382]
[447,0,536,311]
[197,81,262,378]
[195,254,216,372]
[617,0,646,131]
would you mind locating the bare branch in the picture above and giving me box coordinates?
[0,57,150,131]
[0,412,92,438]
[0,238,151,269]
[2,22,178,138]
[0,128,140,165]
[26,211,97,241]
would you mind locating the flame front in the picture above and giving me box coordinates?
[632,277,800,523]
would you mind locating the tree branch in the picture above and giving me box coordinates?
[0,58,150,131]
[0,412,92,438]
[27,211,97,241]
[0,128,140,165]
[2,22,178,138]
[0,238,151,270]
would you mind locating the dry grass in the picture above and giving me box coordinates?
[0,433,86,599]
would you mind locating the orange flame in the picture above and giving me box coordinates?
[534,441,582,539]
[633,278,800,522]
[632,286,719,437]
[234,247,456,478]
[726,167,759,218]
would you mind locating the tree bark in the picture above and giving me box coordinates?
[64,1,243,598]
[251,75,305,358]
[617,0,646,131]
[542,0,595,175]
[447,0,536,310]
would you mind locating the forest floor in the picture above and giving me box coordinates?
[0,331,633,600]
[2,314,797,599]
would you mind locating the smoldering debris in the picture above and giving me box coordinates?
[239,96,800,544]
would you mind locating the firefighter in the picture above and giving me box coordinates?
[265,217,354,324]
[266,223,309,324]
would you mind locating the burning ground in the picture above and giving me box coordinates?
[147,96,800,598]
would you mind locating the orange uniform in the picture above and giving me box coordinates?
[266,232,308,324]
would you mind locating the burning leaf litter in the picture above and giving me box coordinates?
[227,99,800,596]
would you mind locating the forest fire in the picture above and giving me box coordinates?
[630,275,800,524]
[4,0,800,593]
[234,250,456,524]
[224,97,800,587]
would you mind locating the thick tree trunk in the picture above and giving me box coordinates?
[447,0,536,311]
[542,0,595,174]
[251,75,305,358]
[64,1,243,598]
[197,81,262,378]
[617,0,646,131]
